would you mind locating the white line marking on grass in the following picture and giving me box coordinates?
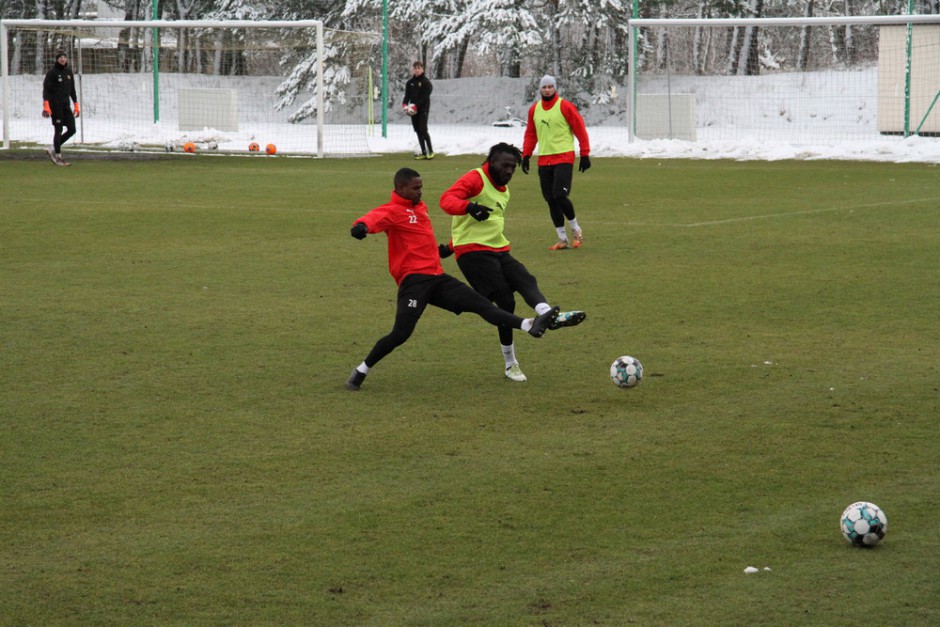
[681,197,940,227]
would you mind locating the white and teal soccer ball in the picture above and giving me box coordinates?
[610,356,643,388]
[840,501,888,547]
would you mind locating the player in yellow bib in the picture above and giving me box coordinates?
[521,75,592,250]
[439,143,587,382]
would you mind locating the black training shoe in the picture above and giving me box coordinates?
[528,306,559,338]
[346,368,366,391]
[549,310,586,330]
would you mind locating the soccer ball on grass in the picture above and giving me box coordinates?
[840,501,887,547]
[265,143,277,155]
[610,356,643,388]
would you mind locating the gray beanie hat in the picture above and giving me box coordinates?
[539,75,557,89]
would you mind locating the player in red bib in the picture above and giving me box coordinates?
[345,167,559,391]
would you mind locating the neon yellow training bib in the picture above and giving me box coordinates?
[451,168,510,249]
[533,98,574,156]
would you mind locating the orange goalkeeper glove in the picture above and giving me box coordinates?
[73,102,80,117]
[42,101,51,118]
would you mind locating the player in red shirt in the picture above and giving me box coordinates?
[345,167,559,391]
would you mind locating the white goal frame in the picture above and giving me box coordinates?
[627,13,940,143]
[1,19,325,156]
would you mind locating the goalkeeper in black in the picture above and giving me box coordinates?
[42,49,81,166]
[402,61,434,160]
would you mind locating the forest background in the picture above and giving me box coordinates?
[4,0,940,124]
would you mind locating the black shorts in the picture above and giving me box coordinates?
[50,103,75,128]
[411,106,430,134]
[456,251,537,301]
[397,273,491,318]
[538,162,574,200]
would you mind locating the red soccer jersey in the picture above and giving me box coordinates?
[353,190,443,286]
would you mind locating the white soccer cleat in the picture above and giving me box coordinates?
[504,363,527,382]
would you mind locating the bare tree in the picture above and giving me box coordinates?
[797,0,815,71]
[692,0,710,75]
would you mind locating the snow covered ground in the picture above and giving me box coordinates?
[8,115,939,163]
[370,122,940,163]
[3,71,939,163]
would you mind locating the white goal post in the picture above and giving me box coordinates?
[627,14,940,144]
[0,19,353,157]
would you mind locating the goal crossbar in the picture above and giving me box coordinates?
[629,14,940,28]
[0,19,325,29]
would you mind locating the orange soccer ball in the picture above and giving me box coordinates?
[248,142,260,152]
[265,143,277,155]
[183,141,196,153]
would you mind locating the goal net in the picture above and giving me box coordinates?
[1,19,380,156]
[627,14,940,144]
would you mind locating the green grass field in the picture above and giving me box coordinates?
[2,153,938,624]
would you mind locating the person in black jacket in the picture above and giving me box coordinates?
[402,61,434,160]
[42,50,80,166]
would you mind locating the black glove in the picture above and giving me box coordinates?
[579,155,591,173]
[350,222,368,239]
[438,243,453,259]
[466,202,493,221]
[521,155,530,174]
